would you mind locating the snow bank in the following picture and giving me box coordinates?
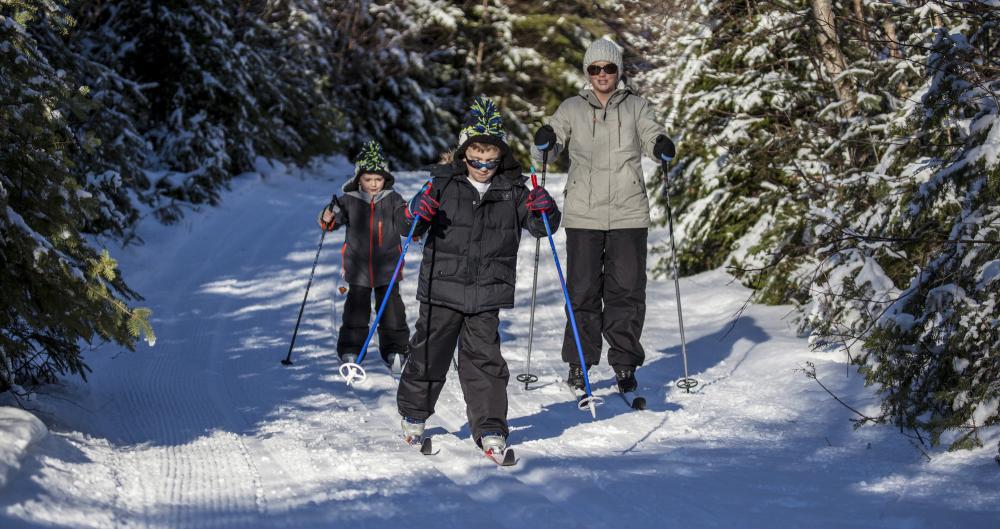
[0,406,47,489]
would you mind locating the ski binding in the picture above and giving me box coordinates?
[484,447,516,467]
[619,391,646,410]
[406,435,434,455]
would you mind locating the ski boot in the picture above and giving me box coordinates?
[567,364,589,391]
[480,434,506,454]
[613,365,646,410]
[613,366,638,393]
[339,353,358,365]
[479,433,516,466]
[401,416,425,445]
[383,352,407,376]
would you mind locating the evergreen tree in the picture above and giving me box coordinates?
[1,6,153,392]
[335,0,464,164]
[802,3,999,449]
[637,0,999,449]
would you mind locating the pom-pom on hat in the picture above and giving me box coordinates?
[582,37,623,75]
[455,96,509,159]
[344,140,395,192]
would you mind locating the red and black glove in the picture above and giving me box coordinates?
[526,186,555,215]
[319,200,341,231]
[409,192,439,222]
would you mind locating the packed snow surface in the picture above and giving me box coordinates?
[1,158,997,528]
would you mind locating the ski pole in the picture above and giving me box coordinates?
[530,171,603,418]
[283,193,338,366]
[656,139,697,393]
[340,180,432,385]
[516,151,548,390]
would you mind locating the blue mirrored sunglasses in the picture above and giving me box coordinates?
[465,158,501,171]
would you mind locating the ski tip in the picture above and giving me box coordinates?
[419,437,433,455]
[631,397,647,410]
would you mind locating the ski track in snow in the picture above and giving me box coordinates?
[1,164,998,528]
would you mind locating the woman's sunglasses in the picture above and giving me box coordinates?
[466,158,501,171]
[586,63,619,76]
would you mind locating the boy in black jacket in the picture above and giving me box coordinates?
[396,98,560,457]
[319,141,411,371]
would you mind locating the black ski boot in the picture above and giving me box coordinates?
[567,364,588,391]
[613,366,638,393]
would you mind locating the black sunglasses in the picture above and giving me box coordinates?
[586,63,619,76]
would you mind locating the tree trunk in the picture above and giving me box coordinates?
[812,0,856,116]
[852,0,870,52]
[882,18,902,60]
[473,0,489,94]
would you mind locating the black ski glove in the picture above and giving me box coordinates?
[534,125,557,152]
[653,135,675,163]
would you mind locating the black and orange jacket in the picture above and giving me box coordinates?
[319,174,411,288]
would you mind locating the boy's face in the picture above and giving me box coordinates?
[359,173,385,194]
[464,146,501,184]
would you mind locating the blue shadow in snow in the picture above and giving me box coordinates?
[654,315,771,391]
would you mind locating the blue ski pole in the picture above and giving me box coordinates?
[340,180,432,385]
[529,170,603,418]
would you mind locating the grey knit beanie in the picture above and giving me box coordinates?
[582,38,623,75]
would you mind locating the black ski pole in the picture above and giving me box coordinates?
[517,150,548,390]
[655,138,697,392]
[282,193,338,366]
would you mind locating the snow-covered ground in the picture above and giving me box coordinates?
[1,159,997,528]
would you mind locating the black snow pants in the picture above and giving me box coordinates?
[561,228,647,369]
[396,302,509,443]
[337,283,409,362]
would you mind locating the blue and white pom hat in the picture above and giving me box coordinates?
[344,140,395,192]
[455,96,509,159]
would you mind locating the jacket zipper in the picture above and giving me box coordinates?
[378,220,383,246]
[340,242,347,280]
[368,199,375,288]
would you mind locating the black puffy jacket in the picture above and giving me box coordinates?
[413,154,560,313]
[321,176,411,288]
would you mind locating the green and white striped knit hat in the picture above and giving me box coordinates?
[345,140,395,191]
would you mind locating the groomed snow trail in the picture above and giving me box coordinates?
[1,161,997,528]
